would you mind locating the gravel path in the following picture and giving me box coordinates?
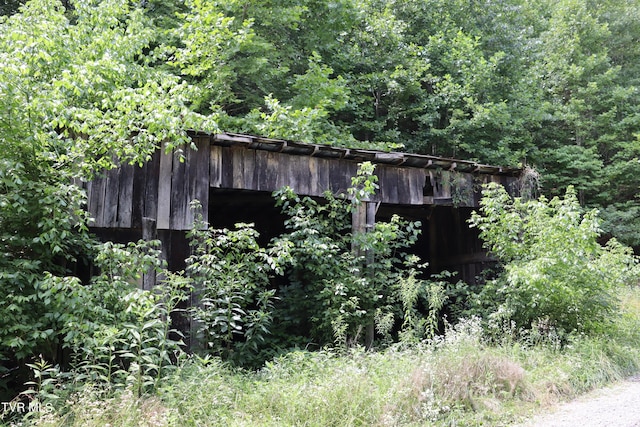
[517,376,640,427]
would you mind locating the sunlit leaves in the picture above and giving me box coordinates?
[0,0,213,175]
[470,183,639,333]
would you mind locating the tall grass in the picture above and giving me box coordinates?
[18,286,640,427]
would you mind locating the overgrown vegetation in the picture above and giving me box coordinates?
[3,164,639,426]
[2,0,640,425]
[18,287,640,427]
[469,183,639,334]
[3,0,640,245]
[182,163,439,366]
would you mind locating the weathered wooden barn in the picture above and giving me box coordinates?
[86,131,520,286]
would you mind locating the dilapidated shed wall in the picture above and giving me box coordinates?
[87,132,518,228]
[85,131,520,284]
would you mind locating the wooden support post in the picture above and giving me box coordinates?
[352,201,367,255]
[142,217,157,290]
[365,201,377,266]
[351,198,377,348]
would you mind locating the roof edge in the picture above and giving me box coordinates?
[188,130,521,177]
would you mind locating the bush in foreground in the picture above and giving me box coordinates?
[469,183,639,334]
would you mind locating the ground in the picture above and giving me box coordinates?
[517,376,640,427]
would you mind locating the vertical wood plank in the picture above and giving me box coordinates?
[345,160,358,195]
[462,173,475,207]
[291,154,311,195]
[396,168,411,205]
[439,171,452,199]
[87,178,96,226]
[381,166,396,204]
[318,157,332,195]
[85,180,94,222]
[309,157,319,196]
[143,149,161,223]
[88,174,106,227]
[290,155,302,194]
[209,145,222,188]
[254,150,268,192]
[170,150,189,230]
[117,163,134,228]
[243,149,256,190]
[232,146,244,189]
[156,148,173,230]
[182,144,196,229]
[386,167,400,205]
[407,168,425,205]
[196,137,211,225]
[328,158,350,196]
[131,163,145,229]
[186,138,210,227]
[265,152,279,192]
[275,152,288,190]
[103,167,120,227]
[220,146,234,188]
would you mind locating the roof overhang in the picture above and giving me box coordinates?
[189,131,521,177]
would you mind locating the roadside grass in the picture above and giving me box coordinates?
[19,286,640,427]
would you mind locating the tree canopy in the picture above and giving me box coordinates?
[1,0,639,246]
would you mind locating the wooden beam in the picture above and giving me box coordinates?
[141,217,157,290]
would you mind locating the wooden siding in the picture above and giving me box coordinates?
[87,138,210,230]
[86,133,518,230]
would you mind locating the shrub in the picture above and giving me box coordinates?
[469,183,640,334]
[186,209,291,366]
[271,163,424,348]
[185,163,432,359]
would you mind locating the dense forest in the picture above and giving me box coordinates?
[1,0,640,420]
[2,0,639,245]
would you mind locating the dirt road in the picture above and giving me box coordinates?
[518,376,640,427]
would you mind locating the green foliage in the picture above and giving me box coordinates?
[0,237,187,411]
[2,0,640,416]
[166,0,640,246]
[240,51,354,145]
[470,183,640,334]
[244,93,353,146]
[0,159,93,381]
[0,0,210,400]
[186,210,291,366]
[601,202,640,248]
[56,241,186,397]
[24,286,640,426]
[270,185,360,345]
[182,163,429,357]
[0,0,214,176]
[271,163,424,347]
[395,267,451,343]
